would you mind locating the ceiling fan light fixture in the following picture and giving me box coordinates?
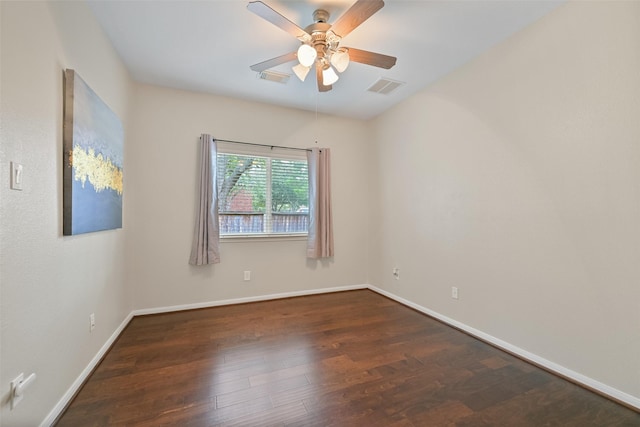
[292,63,311,82]
[297,44,317,67]
[322,65,339,85]
[330,49,350,73]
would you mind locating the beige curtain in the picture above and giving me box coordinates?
[307,148,334,258]
[189,134,220,265]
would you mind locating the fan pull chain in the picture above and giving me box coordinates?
[315,91,319,144]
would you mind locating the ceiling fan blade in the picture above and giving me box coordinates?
[316,62,332,92]
[330,0,384,39]
[345,47,396,69]
[250,52,297,72]
[247,1,309,40]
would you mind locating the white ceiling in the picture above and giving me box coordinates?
[87,0,564,120]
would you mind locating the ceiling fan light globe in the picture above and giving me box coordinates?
[297,44,317,67]
[292,63,311,82]
[322,66,339,85]
[331,49,350,73]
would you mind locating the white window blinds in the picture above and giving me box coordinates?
[216,152,309,235]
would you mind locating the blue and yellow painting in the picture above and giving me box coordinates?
[63,69,123,235]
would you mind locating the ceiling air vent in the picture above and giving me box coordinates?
[367,78,404,95]
[257,70,290,84]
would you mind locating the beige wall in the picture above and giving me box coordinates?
[2,1,640,425]
[0,2,133,425]
[370,0,640,402]
[126,85,370,310]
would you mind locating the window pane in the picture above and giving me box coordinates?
[271,159,308,233]
[217,154,266,234]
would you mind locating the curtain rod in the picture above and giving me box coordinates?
[211,138,313,152]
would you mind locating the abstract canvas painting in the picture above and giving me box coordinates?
[63,69,123,235]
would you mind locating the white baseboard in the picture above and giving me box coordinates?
[368,284,640,411]
[132,284,368,316]
[40,311,135,427]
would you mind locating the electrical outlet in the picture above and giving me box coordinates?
[243,271,251,281]
[392,267,400,280]
[90,313,95,332]
[451,287,459,300]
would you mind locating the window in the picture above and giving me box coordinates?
[216,148,309,236]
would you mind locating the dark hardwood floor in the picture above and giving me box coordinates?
[56,290,640,426]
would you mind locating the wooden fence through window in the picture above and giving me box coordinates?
[219,212,308,234]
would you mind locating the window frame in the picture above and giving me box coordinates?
[216,142,309,241]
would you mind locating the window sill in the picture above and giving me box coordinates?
[220,233,308,243]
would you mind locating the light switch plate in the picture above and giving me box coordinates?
[10,373,24,409]
[10,162,23,191]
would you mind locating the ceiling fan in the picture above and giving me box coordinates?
[248,0,397,92]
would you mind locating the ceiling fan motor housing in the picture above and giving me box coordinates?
[313,9,329,23]
[311,32,328,58]
[304,10,342,63]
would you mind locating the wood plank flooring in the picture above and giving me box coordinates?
[56,290,640,426]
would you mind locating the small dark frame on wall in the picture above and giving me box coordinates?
[63,69,123,235]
